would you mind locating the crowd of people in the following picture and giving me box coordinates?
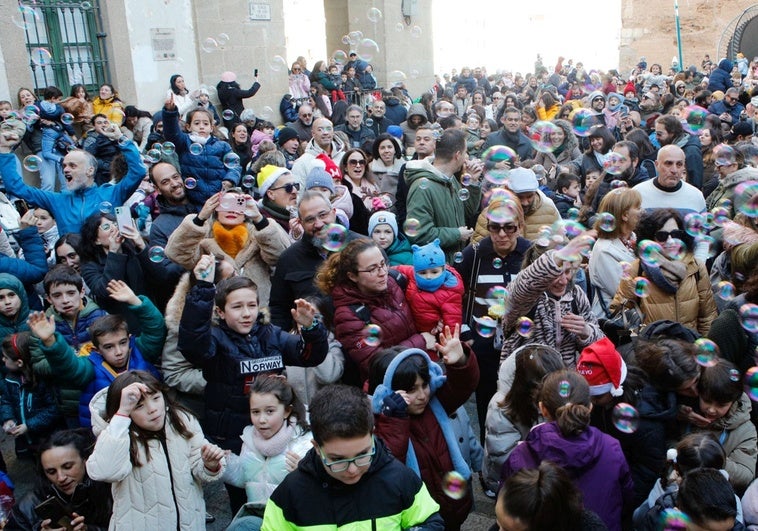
[0,48,754,530]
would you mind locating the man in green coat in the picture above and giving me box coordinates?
[404,128,482,262]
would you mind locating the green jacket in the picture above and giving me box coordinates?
[386,234,413,266]
[404,159,481,263]
[38,296,166,388]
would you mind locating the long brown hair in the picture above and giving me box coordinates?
[315,238,377,294]
[105,371,193,466]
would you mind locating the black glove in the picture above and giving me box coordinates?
[382,392,408,418]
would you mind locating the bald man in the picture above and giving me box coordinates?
[632,145,706,213]
[291,117,347,185]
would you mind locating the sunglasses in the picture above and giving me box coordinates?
[654,229,686,242]
[347,159,366,166]
[487,223,518,234]
[270,182,301,194]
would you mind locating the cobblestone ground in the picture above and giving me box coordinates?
[3,396,496,530]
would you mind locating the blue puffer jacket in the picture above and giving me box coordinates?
[0,227,48,285]
[707,59,734,93]
[77,339,161,427]
[0,142,146,234]
[162,107,241,207]
[45,297,106,352]
[178,281,329,453]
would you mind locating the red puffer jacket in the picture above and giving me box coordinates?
[393,265,464,334]
[332,276,427,382]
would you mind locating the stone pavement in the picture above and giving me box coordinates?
[3,397,497,529]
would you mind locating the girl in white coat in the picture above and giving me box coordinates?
[87,370,225,531]
[223,375,312,531]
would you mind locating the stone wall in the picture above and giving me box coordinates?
[619,0,756,72]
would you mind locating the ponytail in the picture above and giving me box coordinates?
[554,402,592,437]
[539,370,592,438]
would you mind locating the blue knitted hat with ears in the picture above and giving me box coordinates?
[371,348,445,414]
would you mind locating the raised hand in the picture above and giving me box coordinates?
[435,324,465,366]
[291,298,317,328]
[193,254,216,282]
[106,279,141,306]
[117,382,149,417]
[27,311,56,345]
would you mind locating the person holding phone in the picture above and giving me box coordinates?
[7,428,112,531]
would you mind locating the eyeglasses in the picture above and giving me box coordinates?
[99,222,112,232]
[319,441,376,472]
[356,261,388,275]
[725,96,737,103]
[300,113,313,118]
[347,159,366,166]
[270,182,301,194]
[301,209,332,225]
[654,229,687,242]
[487,223,518,234]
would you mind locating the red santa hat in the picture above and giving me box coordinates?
[577,337,627,397]
[316,153,342,181]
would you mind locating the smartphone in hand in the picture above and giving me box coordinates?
[114,206,133,233]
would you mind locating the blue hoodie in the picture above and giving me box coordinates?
[708,59,734,93]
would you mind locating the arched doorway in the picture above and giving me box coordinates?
[719,5,758,62]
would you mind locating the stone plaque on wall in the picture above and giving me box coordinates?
[150,28,176,61]
[249,3,271,21]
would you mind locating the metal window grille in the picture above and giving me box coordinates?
[16,1,108,96]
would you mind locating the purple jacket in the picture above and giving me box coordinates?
[502,421,634,531]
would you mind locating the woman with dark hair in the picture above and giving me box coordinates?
[503,92,522,111]
[7,429,112,531]
[91,83,124,125]
[61,84,94,136]
[580,125,616,180]
[520,106,538,135]
[308,61,337,92]
[623,127,658,178]
[168,74,195,117]
[699,127,726,197]
[316,239,430,383]
[535,91,560,121]
[78,212,162,331]
[308,83,332,120]
[123,105,153,152]
[54,233,83,272]
[530,119,582,182]
[227,123,253,172]
[502,370,634,531]
[491,461,608,531]
[610,208,717,334]
[481,344,563,495]
[369,134,404,205]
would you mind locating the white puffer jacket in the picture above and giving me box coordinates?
[86,388,225,530]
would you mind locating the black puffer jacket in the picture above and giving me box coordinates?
[178,281,328,453]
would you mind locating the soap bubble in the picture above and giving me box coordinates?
[216,33,230,46]
[612,403,639,434]
[528,121,560,153]
[571,108,595,137]
[189,143,203,156]
[222,109,235,122]
[693,338,719,367]
[483,145,516,168]
[242,175,256,189]
[184,177,197,189]
[620,261,633,279]
[12,5,40,30]
[388,70,407,85]
[712,206,730,226]
[597,212,616,232]
[559,380,571,398]
[332,50,348,65]
[638,240,663,266]
[633,277,650,297]
[161,141,176,155]
[365,118,374,127]
[740,303,758,333]
[146,149,162,163]
[488,303,506,319]
[734,181,758,218]
[602,151,626,175]
[403,218,421,237]
[410,69,420,79]
[486,204,517,225]
[363,324,382,346]
[357,39,379,62]
[694,234,717,258]
[367,7,383,22]
[341,35,351,45]
[441,471,468,500]
[410,25,423,38]
[61,113,74,126]
[200,37,218,53]
[30,48,53,67]
[99,201,113,214]
[268,55,287,72]
[492,257,503,269]
[662,238,686,261]
[148,246,165,263]
[418,178,430,190]
[660,508,690,530]
[562,219,585,239]
[566,207,580,220]
[348,31,364,45]
[453,252,463,264]
[80,1,93,9]
[223,152,241,169]
[474,316,498,338]
[461,174,472,186]
[395,22,405,32]
[717,281,735,300]
[682,106,708,134]
[484,170,510,186]
[516,316,534,338]
[745,367,758,401]
[23,105,39,118]
[486,285,508,301]
[610,179,628,189]
[457,188,470,201]
[321,224,348,252]
[22,155,41,172]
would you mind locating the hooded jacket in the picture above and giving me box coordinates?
[45,297,106,352]
[0,273,30,341]
[404,159,481,262]
[400,103,429,149]
[503,421,634,531]
[706,167,758,212]
[393,265,464,334]
[216,80,261,123]
[261,438,444,530]
[383,96,408,125]
[86,388,224,531]
[708,59,734,93]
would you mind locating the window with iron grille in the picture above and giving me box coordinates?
[14,1,108,96]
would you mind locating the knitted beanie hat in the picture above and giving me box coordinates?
[256,165,290,196]
[368,211,398,237]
